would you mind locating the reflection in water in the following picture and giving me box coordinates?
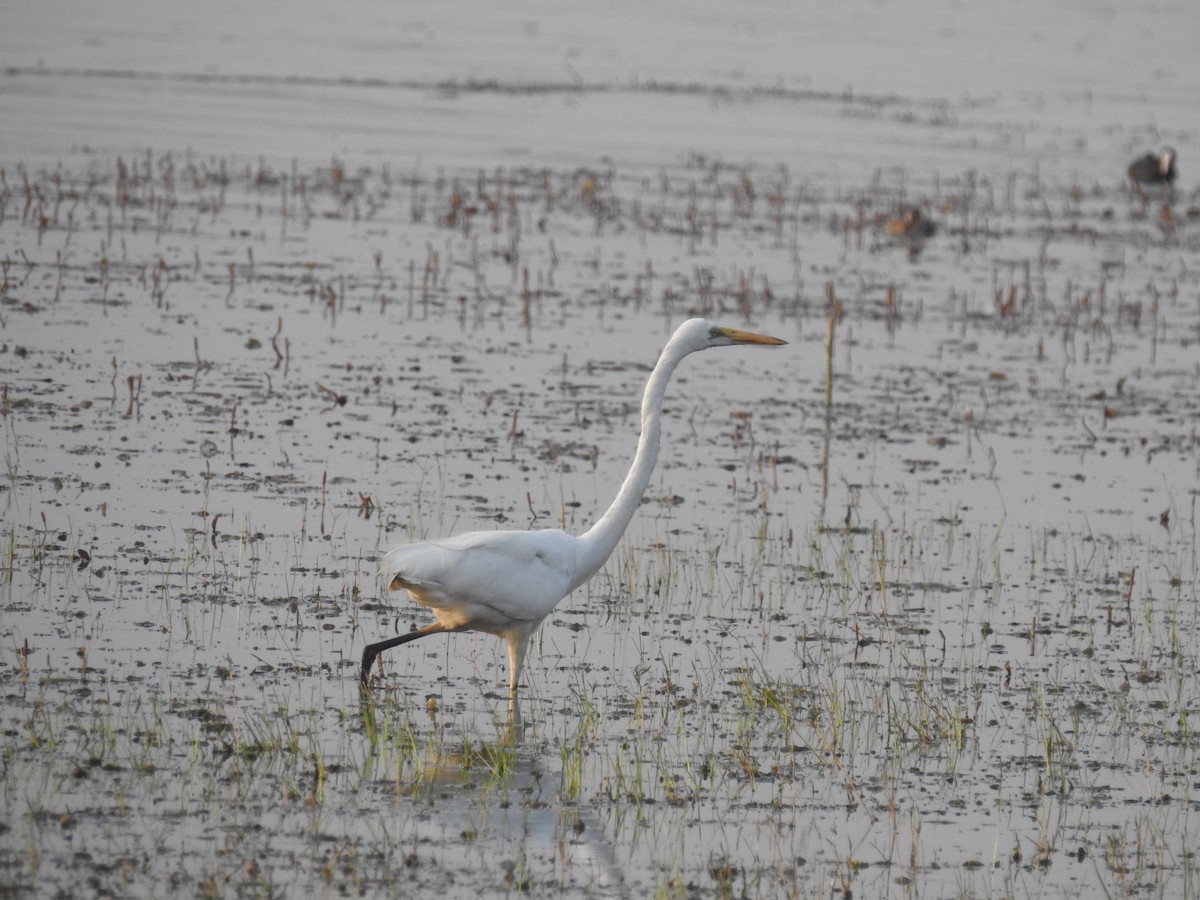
[360,690,628,897]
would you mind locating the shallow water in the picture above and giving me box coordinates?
[3,2,1200,898]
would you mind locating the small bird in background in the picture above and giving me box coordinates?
[1127,148,1177,189]
[886,207,937,259]
[886,207,938,240]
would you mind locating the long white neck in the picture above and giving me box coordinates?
[571,335,692,587]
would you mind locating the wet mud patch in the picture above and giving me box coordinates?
[1,142,1199,899]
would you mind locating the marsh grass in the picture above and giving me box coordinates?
[2,148,1199,898]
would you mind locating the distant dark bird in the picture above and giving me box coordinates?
[1127,148,1177,187]
[885,207,937,259]
[886,207,937,240]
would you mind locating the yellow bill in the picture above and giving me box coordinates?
[721,326,788,346]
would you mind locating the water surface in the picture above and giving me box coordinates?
[2,1,1199,897]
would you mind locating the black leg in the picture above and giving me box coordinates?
[360,623,445,686]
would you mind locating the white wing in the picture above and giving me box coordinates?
[380,529,582,634]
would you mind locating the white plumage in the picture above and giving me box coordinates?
[362,318,787,706]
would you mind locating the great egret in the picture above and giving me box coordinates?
[1127,148,1176,187]
[361,318,787,701]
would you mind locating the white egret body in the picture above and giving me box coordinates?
[362,318,786,698]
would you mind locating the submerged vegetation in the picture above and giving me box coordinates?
[1,140,1199,898]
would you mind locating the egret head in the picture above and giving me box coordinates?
[674,317,788,353]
